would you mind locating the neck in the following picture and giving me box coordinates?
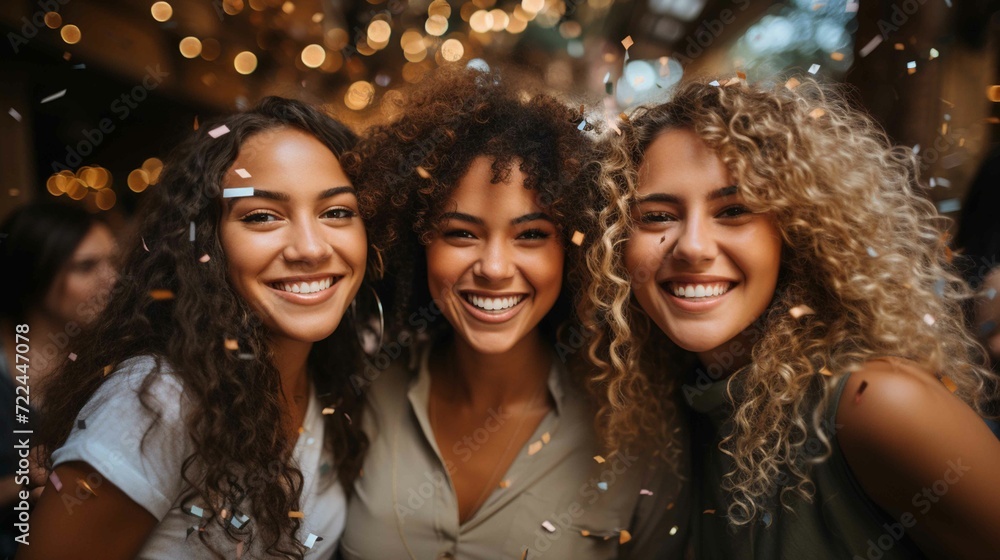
[695,328,756,380]
[270,336,312,402]
[440,330,551,409]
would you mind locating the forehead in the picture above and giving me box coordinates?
[231,127,347,183]
[637,128,731,196]
[446,156,541,214]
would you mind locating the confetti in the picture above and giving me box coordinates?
[846,1,859,12]
[571,231,585,246]
[527,440,543,455]
[859,36,883,58]
[344,413,352,424]
[231,513,250,529]
[102,365,113,377]
[819,366,833,377]
[68,352,78,361]
[288,511,304,518]
[709,80,720,87]
[150,289,175,300]
[542,520,556,533]
[854,380,868,404]
[415,166,431,179]
[208,125,231,138]
[49,472,63,491]
[238,352,254,360]
[40,89,67,104]
[736,71,747,80]
[603,72,612,95]
[73,63,86,69]
[235,168,252,178]
[499,479,511,488]
[809,108,826,119]
[577,119,586,131]
[77,478,97,497]
[667,502,675,510]
[223,187,254,198]
[189,222,196,242]
[580,530,591,537]
[302,533,320,549]
[199,254,211,263]
[986,288,997,300]
[907,61,917,75]
[830,52,845,61]
[937,198,961,213]
[619,529,632,544]
[639,489,653,496]
[142,237,150,252]
[894,43,905,50]
[541,432,551,444]
[789,304,815,319]
[8,108,21,122]
[866,247,878,258]
[703,509,716,514]
[593,455,605,464]
[808,64,820,74]
[77,419,87,430]
[785,77,801,90]
[322,406,336,415]
[193,116,199,130]
[762,512,773,527]
[597,481,608,491]
[224,338,239,351]
[186,505,206,518]
[923,313,936,326]
[621,35,633,50]
[521,549,529,560]
[940,376,958,393]
[929,48,940,59]
[934,278,946,297]
[669,525,679,535]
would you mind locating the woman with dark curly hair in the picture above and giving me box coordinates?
[338,67,687,559]
[21,97,373,559]
[585,77,1000,558]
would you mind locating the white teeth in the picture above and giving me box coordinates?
[274,277,335,295]
[466,294,524,312]
[670,283,731,299]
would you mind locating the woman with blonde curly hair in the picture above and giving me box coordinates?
[583,78,1000,558]
[338,66,687,560]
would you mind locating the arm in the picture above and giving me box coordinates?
[16,461,157,560]
[837,358,1000,559]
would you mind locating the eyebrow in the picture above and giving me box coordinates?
[226,185,355,210]
[636,185,739,205]
[439,211,553,226]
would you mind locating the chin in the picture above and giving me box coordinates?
[458,331,520,355]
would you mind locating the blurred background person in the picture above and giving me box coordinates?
[0,200,117,558]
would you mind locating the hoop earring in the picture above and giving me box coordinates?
[349,283,385,356]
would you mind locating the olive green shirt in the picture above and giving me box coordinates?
[341,341,688,559]
[685,371,927,559]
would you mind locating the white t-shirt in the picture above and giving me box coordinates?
[51,356,346,559]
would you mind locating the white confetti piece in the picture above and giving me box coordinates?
[187,505,205,518]
[223,187,254,198]
[235,168,251,178]
[541,520,556,533]
[929,48,939,59]
[937,198,961,213]
[208,125,230,138]
[597,481,608,491]
[923,313,936,326]
[189,222,196,242]
[302,533,319,549]
[845,1,859,12]
[789,304,816,319]
[907,60,917,69]
[866,247,878,258]
[142,237,150,252]
[40,89,67,104]
[859,36,883,58]
[8,108,21,122]
[986,288,997,300]
[709,80,720,86]
[808,64,820,74]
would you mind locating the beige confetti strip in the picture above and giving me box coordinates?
[150,289,175,300]
[789,304,815,319]
[621,35,633,49]
[499,479,511,488]
[527,441,543,455]
[541,432,551,444]
[416,166,431,179]
[593,455,605,464]
[224,338,239,351]
[571,231,585,246]
[288,510,304,518]
[940,376,958,393]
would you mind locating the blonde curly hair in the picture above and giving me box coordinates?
[582,77,999,524]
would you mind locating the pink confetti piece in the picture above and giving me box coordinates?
[142,237,150,252]
[68,352,78,361]
[49,472,63,491]
[235,168,251,178]
[199,254,211,263]
[8,108,21,122]
[208,125,230,138]
[639,489,654,496]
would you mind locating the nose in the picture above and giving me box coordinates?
[283,218,333,265]
[473,238,515,281]
[671,214,718,264]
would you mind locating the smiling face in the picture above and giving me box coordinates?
[44,222,118,325]
[425,156,564,355]
[218,127,366,346]
[623,128,782,358]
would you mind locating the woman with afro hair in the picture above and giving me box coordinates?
[339,67,688,560]
[584,77,1000,559]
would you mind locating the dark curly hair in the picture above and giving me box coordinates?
[342,65,601,378]
[37,97,371,558]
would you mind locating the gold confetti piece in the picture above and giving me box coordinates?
[541,432,551,444]
[416,166,431,179]
[703,509,715,514]
[580,529,590,537]
[785,77,800,90]
[666,502,675,510]
[619,529,632,544]
[224,338,239,351]
[499,479,511,488]
[208,125,231,138]
[527,440,543,455]
[199,254,211,263]
[941,376,958,393]
[593,455,605,464]
[819,366,833,377]
[830,52,844,61]
[288,510,304,518]
[322,406,336,415]
[621,36,633,50]
[571,231,585,246]
[789,304,815,319]
[619,112,629,122]
[150,289,175,300]
[298,426,305,434]
[235,168,251,179]
[894,43,905,50]
[736,71,746,80]
[809,108,826,119]
[77,478,97,496]
[102,365,113,377]
[193,116,199,130]
[521,549,529,560]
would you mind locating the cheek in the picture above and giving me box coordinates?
[424,243,460,291]
[623,235,661,287]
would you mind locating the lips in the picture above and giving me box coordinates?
[265,274,343,305]
[457,291,529,323]
[463,293,526,312]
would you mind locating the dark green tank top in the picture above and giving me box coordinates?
[684,372,927,560]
